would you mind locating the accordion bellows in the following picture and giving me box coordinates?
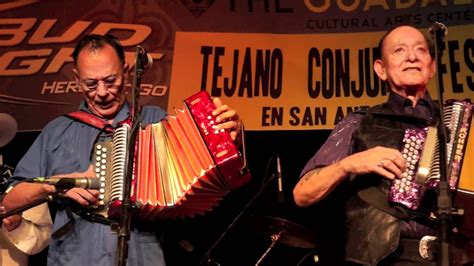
[94,91,250,219]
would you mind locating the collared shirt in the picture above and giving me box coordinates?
[2,203,52,257]
[13,101,167,266]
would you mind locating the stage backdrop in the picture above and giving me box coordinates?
[1,0,473,131]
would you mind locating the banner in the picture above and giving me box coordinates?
[0,0,473,131]
[169,27,474,130]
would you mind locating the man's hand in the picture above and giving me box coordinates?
[340,146,406,180]
[2,214,22,231]
[3,183,56,211]
[53,165,99,207]
[212,97,242,143]
[1,183,55,231]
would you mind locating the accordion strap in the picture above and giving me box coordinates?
[357,187,409,220]
[65,111,114,134]
[358,186,434,222]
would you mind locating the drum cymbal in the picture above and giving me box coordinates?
[239,215,318,249]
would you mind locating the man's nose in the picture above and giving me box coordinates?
[96,81,108,96]
[406,49,417,61]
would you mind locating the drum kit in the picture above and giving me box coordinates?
[241,215,319,265]
[240,215,318,249]
[207,214,320,266]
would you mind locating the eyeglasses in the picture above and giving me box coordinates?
[80,75,121,92]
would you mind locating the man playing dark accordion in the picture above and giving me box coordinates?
[293,25,472,265]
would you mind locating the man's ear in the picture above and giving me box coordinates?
[373,59,387,81]
[123,63,130,77]
[74,68,87,94]
[428,58,436,79]
[73,68,79,81]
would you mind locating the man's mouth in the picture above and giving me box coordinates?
[96,101,113,109]
[403,67,421,72]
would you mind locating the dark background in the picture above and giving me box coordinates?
[0,129,343,266]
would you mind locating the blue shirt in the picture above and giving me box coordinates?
[14,101,167,266]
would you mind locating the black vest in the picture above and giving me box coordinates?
[344,103,433,265]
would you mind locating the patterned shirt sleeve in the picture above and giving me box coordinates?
[300,113,363,177]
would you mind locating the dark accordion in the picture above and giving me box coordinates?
[388,99,473,210]
[93,91,250,219]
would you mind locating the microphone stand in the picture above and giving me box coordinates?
[431,22,451,266]
[116,46,146,266]
[200,155,278,265]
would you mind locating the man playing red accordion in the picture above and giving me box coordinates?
[2,34,243,266]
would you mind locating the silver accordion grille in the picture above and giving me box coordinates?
[417,101,470,184]
[110,123,130,202]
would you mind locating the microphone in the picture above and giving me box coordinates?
[429,22,448,40]
[25,177,101,190]
[137,46,153,69]
[276,154,284,204]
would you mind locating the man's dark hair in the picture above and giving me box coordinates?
[72,34,125,65]
[376,25,435,60]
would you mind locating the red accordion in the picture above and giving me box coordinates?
[93,91,250,219]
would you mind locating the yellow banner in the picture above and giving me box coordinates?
[169,25,474,130]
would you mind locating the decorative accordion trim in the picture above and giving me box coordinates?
[388,99,472,210]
